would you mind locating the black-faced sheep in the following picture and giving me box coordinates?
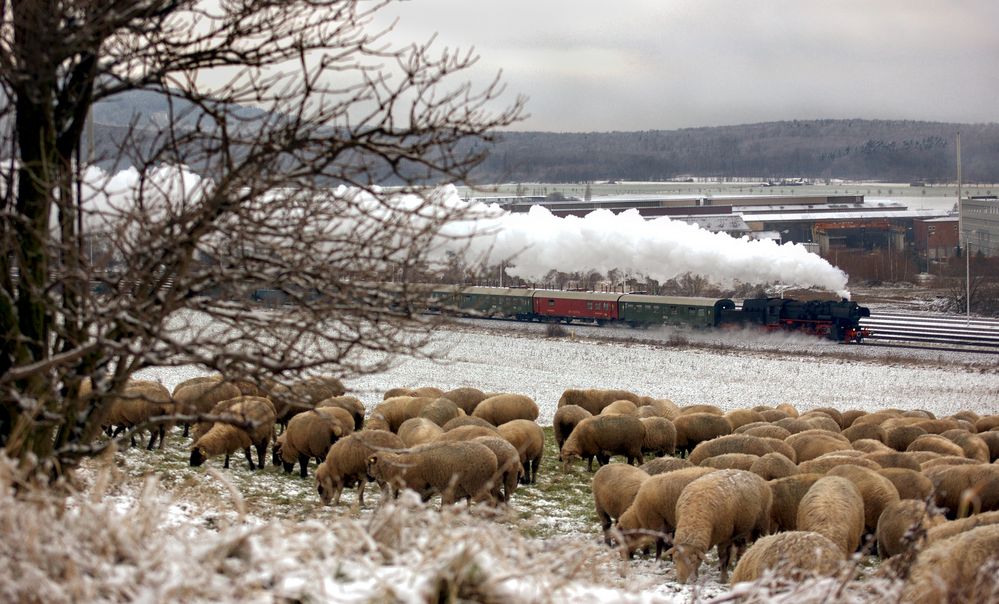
[473,435,524,503]
[796,475,866,557]
[556,388,642,415]
[315,429,405,506]
[670,469,772,583]
[729,531,844,585]
[826,464,901,533]
[672,413,732,456]
[591,463,650,544]
[280,407,352,477]
[876,499,945,559]
[366,440,498,507]
[441,386,489,414]
[104,380,175,449]
[616,466,716,558]
[553,404,593,459]
[749,452,798,480]
[901,525,999,604]
[687,434,787,465]
[877,467,934,501]
[497,419,544,484]
[471,394,539,426]
[189,396,276,470]
[639,456,694,476]
[418,397,464,427]
[768,473,823,532]
[316,395,365,431]
[397,417,444,447]
[639,417,676,458]
[561,414,645,472]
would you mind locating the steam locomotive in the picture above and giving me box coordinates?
[430,285,871,343]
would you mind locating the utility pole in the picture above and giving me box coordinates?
[957,132,969,321]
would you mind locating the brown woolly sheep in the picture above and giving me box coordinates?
[383,386,444,399]
[672,413,733,455]
[269,375,347,429]
[852,438,894,454]
[768,473,823,532]
[921,455,982,470]
[876,499,945,559]
[862,451,922,471]
[440,386,489,414]
[172,378,242,438]
[640,398,681,420]
[417,398,464,427]
[366,440,499,506]
[926,510,999,543]
[842,422,887,443]
[316,395,365,431]
[730,531,844,585]
[851,409,903,427]
[397,417,445,447]
[472,435,524,503]
[939,429,990,463]
[797,454,883,475]
[670,469,773,583]
[592,463,650,544]
[368,396,434,433]
[758,409,790,423]
[749,452,798,480]
[974,415,999,432]
[679,403,724,416]
[978,430,999,462]
[436,425,500,442]
[723,409,766,431]
[885,425,929,451]
[639,456,694,475]
[907,434,966,458]
[912,418,961,435]
[497,419,544,484]
[190,396,276,470]
[315,430,405,506]
[797,475,866,556]
[699,453,760,471]
[616,466,716,557]
[807,406,847,429]
[280,407,352,477]
[104,380,175,449]
[739,424,793,441]
[561,414,645,471]
[949,410,980,424]
[878,468,934,501]
[775,402,799,418]
[639,417,676,458]
[600,399,640,416]
[924,463,999,518]
[840,409,867,428]
[798,413,842,433]
[472,393,540,426]
[553,404,593,459]
[901,525,999,604]
[774,417,817,435]
[556,388,642,416]
[784,429,852,462]
[687,434,785,465]
[826,464,901,532]
[441,416,498,432]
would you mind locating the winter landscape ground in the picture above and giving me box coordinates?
[2,295,998,603]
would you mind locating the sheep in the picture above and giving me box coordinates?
[912,418,962,435]
[939,429,990,463]
[974,415,999,432]
[842,422,887,443]
[616,466,716,557]
[736,424,792,441]
[104,380,175,449]
[383,386,443,399]
[797,454,883,475]
[670,469,773,583]
[921,455,982,470]
[556,388,642,416]
[758,409,790,423]
[774,417,818,435]
[397,417,445,447]
[592,463,650,544]
[440,386,489,414]
[907,434,966,458]
[600,399,639,416]
[784,429,852,462]
[497,419,544,484]
[418,398,464,427]
[979,430,999,462]
[366,440,498,506]
[315,430,405,506]
[768,473,823,532]
[749,452,798,480]
[269,375,346,429]
[797,475,866,556]
[926,510,999,543]
[639,456,694,476]
[885,425,928,451]
[840,409,868,428]
[901,525,999,604]
[924,464,999,518]
[852,438,894,454]
[687,434,787,465]
[368,396,435,433]
[473,435,524,503]
[472,394,539,426]
[561,414,645,472]
[638,398,681,420]
[798,413,842,434]
[672,413,733,455]
[552,404,593,458]
[441,416,498,432]
[280,407,352,477]
[699,453,760,471]
[723,409,767,431]
[172,379,242,438]
[878,468,934,501]
[775,402,799,418]
[639,417,676,458]
[863,451,922,471]
[876,499,946,559]
[316,395,365,431]
[436,425,500,443]
[825,464,901,534]
[729,531,844,585]
[189,396,276,470]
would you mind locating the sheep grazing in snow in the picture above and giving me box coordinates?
[901,525,999,604]
[560,414,645,472]
[268,375,346,429]
[553,404,592,459]
[877,467,934,501]
[796,475,865,557]
[367,396,435,433]
[366,440,499,507]
[729,531,844,585]
[926,510,999,544]
[440,386,489,415]
[471,393,539,426]
[591,463,650,544]
[687,434,785,466]
[639,417,676,458]
[472,435,524,503]
[397,417,444,447]
[315,430,405,506]
[768,473,823,532]
[417,398,464,427]
[279,407,353,477]
[189,396,276,470]
[600,399,639,416]
[104,380,175,450]
[383,386,444,399]
[316,395,365,431]
[699,453,760,472]
[436,425,498,443]
[672,413,732,455]
[923,463,999,518]
[497,419,544,484]
[441,415,497,432]
[939,429,990,463]
[172,378,242,438]
[723,408,766,432]
[556,388,642,416]
[749,452,798,480]
[669,469,772,583]
[826,464,901,533]
[876,499,945,559]
[639,456,694,476]
[784,429,852,462]
[907,434,966,458]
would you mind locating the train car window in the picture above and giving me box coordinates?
[603,302,609,310]
[586,302,593,310]
[548,299,555,307]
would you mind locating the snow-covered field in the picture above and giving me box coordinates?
[4,316,998,603]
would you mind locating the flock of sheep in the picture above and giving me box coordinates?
[100,378,999,602]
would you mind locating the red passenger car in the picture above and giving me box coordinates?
[532,290,622,323]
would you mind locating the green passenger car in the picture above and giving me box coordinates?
[618,295,733,328]
[431,286,534,318]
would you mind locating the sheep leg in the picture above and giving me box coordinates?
[718,541,736,584]
[223,454,231,469]
[255,442,267,469]
[244,447,256,470]
[182,423,190,438]
[298,454,309,478]
[355,481,364,506]
[531,458,540,483]
[146,427,160,451]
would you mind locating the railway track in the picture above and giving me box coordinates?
[860,312,999,353]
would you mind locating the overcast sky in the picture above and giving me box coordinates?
[372,0,999,132]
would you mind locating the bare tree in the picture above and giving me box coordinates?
[0,0,524,477]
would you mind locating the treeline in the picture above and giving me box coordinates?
[470,120,999,183]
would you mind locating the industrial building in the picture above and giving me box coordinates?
[961,196,999,257]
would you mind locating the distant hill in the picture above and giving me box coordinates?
[88,92,999,182]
